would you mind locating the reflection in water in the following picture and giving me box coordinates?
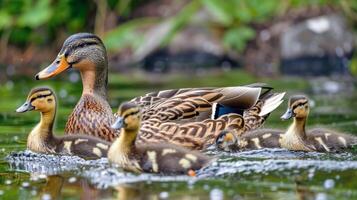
[3,148,357,199]
[39,175,64,199]
[116,184,142,200]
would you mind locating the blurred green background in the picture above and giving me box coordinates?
[1,0,357,79]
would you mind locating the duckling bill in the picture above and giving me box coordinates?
[16,87,110,159]
[108,102,213,174]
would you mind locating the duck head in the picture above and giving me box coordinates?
[215,130,238,151]
[16,87,56,113]
[111,102,141,132]
[281,95,309,120]
[36,33,107,80]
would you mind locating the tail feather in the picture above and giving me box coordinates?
[243,92,285,132]
[259,92,286,117]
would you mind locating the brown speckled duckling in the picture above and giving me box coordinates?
[215,129,283,151]
[216,95,357,152]
[280,95,357,152]
[108,102,213,174]
[16,87,110,159]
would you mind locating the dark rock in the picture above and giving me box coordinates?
[280,15,354,76]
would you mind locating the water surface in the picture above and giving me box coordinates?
[1,73,356,199]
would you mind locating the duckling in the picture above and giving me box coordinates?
[215,129,283,151]
[108,102,213,174]
[16,87,111,159]
[215,95,357,152]
[280,95,357,152]
[35,32,285,145]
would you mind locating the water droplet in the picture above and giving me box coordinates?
[210,188,223,200]
[22,182,30,188]
[315,193,327,200]
[159,191,169,199]
[13,136,19,141]
[39,174,47,179]
[41,193,52,200]
[187,179,195,190]
[69,72,80,83]
[31,190,37,196]
[68,177,77,183]
[203,184,210,190]
[323,179,335,189]
[5,180,12,185]
[5,81,14,90]
[59,89,68,98]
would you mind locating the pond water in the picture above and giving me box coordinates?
[0,72,357,199]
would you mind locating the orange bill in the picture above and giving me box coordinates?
[224,132,234,142]
[35,55,70,80]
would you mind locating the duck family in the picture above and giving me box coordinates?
[215,95,357,152]
[34,32,285,150]
[13,32,357,175]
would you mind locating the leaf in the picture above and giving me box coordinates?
[0,11,12,29]
[223,26,256,52]
[202,0,234,25]
[103,18,156,52]
[17,0,52,28]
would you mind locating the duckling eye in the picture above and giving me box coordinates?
[47,98,53,103]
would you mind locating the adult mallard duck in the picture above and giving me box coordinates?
[16,87,110,159]
[108,102,213,174]
[138,91,285,150]
[35,32,284,145]
[215,95,357,152]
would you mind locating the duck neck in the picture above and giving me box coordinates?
[30,108,56,142]
[80,63,108,100]
[110,128,138,156]
[286,117,307,139]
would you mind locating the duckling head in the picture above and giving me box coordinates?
[281,95,309,120]
[36,33,107,80]
[16,87,56,113]
[111,102,141,131]
[215,130,238,151]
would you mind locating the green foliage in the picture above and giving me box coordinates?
[350,53,357,77]
[0,0,357,55]
[223,26,255,52]
[0,0,94,45]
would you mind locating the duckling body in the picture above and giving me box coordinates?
[215,129,283,151]
[216,95,357,152]
[35,32,285,147]
[108,102,212,174]
[16,87,110,159]
[280,95,357,152]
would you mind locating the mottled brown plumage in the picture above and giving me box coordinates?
[16,87,111,159]
[216,95,357,152]
[108,102,213,174]
[65,94,117,141]
[35,32,284,145]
